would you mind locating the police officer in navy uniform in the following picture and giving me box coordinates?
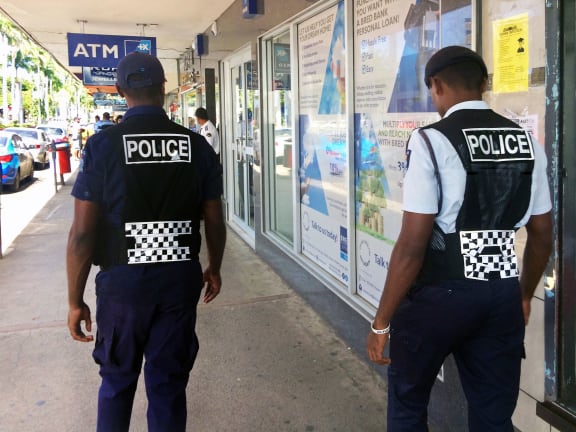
[366,46,553,431]
[66,52,226,432]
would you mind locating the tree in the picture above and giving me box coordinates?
[1,11,89,124]
[0,14,20,122]
[40,57,65,121]
[12,44,36,123]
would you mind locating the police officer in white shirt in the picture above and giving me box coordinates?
[366,46,553,432]
[195,107,220,155]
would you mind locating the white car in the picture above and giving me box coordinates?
[4,127,51,169]
[37,124,69,145]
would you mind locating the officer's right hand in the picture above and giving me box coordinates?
[68,303,93,342]
[202,267,222,303]
[366,332,391,365]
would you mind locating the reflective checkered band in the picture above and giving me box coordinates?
[125,220,191,264]
[459,230,518,281]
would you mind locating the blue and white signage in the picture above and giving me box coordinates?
[67,33,157,67]
[242,0,259,18]
[82,67,117,86]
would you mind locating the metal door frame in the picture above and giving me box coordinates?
[222,45,256,246]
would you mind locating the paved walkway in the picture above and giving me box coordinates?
[0,171,388,431]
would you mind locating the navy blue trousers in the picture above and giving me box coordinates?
[387,279,525,432]
[93,296,200,432]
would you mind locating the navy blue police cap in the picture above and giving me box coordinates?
[424,46,488,88]
[116,52,166,89]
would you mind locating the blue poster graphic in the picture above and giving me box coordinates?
[354,112,392,240]
[387,2,473,113]
[318,1,346,115]
[388,1,439,113]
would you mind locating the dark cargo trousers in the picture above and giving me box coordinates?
[387,278,525,432]
[93,296,200,432]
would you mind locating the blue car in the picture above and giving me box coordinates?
[0,131,35,191]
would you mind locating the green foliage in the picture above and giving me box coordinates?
[1,11,85,122]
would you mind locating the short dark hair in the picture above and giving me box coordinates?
[121,84,165,105]
[435,61,487,92]
[195,107,209,120]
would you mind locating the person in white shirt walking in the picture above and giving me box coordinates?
[195,107,220,155]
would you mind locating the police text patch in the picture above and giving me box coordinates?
[123,134,191,164]
[462,128,534,162]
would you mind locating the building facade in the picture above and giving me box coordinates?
[198,1,574,430]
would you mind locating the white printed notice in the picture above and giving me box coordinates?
[353,0,473,306]
[298,1,350,286]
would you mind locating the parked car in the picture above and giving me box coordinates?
[0,131,35,191]
[4,127,51,169]
[37,124,69,146]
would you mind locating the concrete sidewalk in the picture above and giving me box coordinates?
[0,172,388,431]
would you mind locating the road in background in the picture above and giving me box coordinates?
[0,158,79,256]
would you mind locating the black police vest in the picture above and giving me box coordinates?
[417,109,535,283]
[93,114,201,268]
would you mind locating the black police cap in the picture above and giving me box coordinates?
[424,46,488,87]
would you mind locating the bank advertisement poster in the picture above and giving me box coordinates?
[298,1,350,285]
[353,0,473,306]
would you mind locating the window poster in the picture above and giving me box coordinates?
[493,13,529,93]
[298,1,350,285]
[353,0,473,306]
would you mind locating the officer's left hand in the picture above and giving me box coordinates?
[68,302,93,342]
[202,268,222,303]
[366,332,391,365]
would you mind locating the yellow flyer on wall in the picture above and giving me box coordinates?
[493,13,529,93]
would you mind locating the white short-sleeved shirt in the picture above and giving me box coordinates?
[199,120,220,155]
[403,101,552,234]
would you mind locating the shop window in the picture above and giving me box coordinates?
[264,31,295,243]
[353,0,474,305]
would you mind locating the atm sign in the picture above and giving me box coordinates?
[67,33,156,68]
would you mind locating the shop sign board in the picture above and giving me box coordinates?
[82,67,117,86]
[67,33,157,67]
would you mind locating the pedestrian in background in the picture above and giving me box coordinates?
[69,116,84,160]
[195,107,220,155]
[188,116,197,132]
[66,52,226,432]
[366,46,553,431]
[94,111,115,133]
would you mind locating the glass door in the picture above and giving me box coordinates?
[262,30,295,244]
[225,48,256,234]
